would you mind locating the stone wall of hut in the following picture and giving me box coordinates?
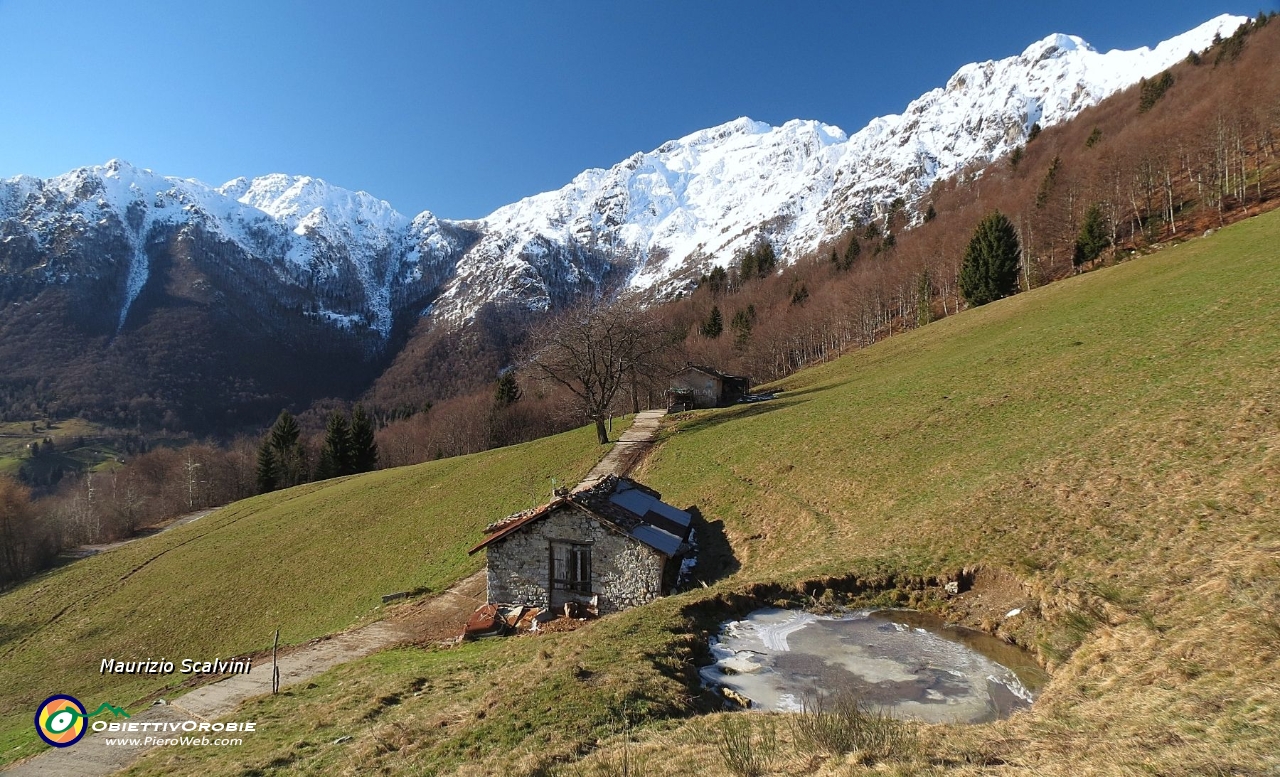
[485,505,667,614]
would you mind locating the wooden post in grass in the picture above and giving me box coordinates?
[271,629,280,694]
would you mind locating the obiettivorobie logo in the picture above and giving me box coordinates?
[35,693,257,750]
[34,695,130,748]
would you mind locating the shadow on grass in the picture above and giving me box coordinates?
[0,621,38,650]
[772,380,852,402]
[673,397,806,435]
[682,507,739,588]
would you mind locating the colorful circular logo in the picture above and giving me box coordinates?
[35,694,87,748]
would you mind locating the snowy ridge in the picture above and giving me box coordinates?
[469,14,1246,302]
[0,15,1247,331]
[0,160,463,337]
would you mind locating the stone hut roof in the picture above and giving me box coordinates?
[677,363,746,382]
[467,475,692,557]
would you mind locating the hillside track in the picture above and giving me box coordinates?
[1,417,667,776]
[0,573,487,777]
[579,408,666,486]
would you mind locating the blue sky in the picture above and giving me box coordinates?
[0,1,1268,219]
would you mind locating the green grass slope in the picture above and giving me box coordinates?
[637,210,1280,773]
[0,422,619,765]
[118,210,1279,776]
[0,418,120,478]
[647,216,1278,588]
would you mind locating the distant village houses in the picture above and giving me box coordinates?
[666,364,750,411]
[468,476,693,616]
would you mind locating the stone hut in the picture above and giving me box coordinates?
[468,476,693,615]
[666,364,750,410]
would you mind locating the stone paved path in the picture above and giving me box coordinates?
[580,408,667,486]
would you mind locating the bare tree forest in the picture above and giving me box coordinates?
[666,17,1280,384]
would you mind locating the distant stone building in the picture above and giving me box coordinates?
[468,476,693,615]
[666,364,751,410]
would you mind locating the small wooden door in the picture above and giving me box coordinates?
[549,541,592,609]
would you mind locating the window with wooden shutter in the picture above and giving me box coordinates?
[551,541,591,593]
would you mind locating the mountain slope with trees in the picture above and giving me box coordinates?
[0,15,1249,438]
[669,14,1280,384]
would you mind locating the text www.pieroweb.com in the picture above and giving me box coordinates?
[95,719,254,747]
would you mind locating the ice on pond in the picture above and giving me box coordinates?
[700,608,1045,723]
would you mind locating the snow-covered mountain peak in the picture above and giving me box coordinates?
[459,111,861,307]
[40,160,176,215]
[1,15,1255,337]
[448,14,1252,306]
[672,116,771,147]
[222,173,408,233]
[1022,33,1093,62]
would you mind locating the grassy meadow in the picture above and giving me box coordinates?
[115,208,1280,776]
[0,421,620,766]
[0,417,120,479]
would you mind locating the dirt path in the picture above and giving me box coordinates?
[4,413,666,776]
[60,508,219,560]
[1,573,487,777]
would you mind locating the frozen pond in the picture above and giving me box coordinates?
[700,608,1045,723]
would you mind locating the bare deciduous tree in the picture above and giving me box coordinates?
[526,300,670,444]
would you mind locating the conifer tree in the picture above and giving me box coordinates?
[1036,156,1062,208]
[701,305,724,338]
[1009,145,1024,170]
[789,281,809,306]
[494,372,522,408]
[705,266,728,295]
[349,405,379,473]
[315,450,336,481]
[1073,203,1110,267]
[1138,72,1175,112]
[837,237,860,270]
[754,243,776,277]
[266,410,306,487]
[256,440,278,494]
[959,210,1021,307]
[730,306,755,350]
[738,242,777,280]
[316,411,353,480]
[268,410,300,452]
